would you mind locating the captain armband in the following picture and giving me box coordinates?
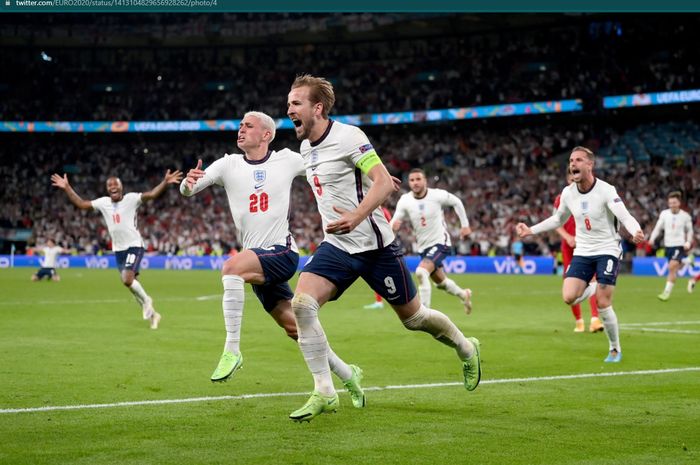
[355,150,382,174]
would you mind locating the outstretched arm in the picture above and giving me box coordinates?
[50,174,93,210]
[142,169,184,202]
[608,198,644,244]
[445,192,471,239]
[180,159,217,197]
[517,201,571,238]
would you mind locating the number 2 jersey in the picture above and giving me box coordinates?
[392,188,469,251]
[180,149,304,251]
[531,178,641,258]
[299,120,394,254]
[92,192,145,252]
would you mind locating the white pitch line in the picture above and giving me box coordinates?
[2,367,698,415]
[623,328,700,335]
[619,320,700,327]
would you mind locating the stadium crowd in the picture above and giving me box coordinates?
[1,15,699,120]
[2,119,698,257]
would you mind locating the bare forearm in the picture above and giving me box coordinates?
[63,186,91,210]
[143,179,168,201]
[355,175,393,221]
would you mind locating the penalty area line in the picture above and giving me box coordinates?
[2,367,699,415]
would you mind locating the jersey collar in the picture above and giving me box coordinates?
[576,177,597,195]
[244,149,273,165]
[310,119,334,147]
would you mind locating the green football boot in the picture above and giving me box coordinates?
[342,365,366,408]
[462,337,481,391]
[289,391,339,422]
[210,350,243,382]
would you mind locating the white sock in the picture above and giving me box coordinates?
[222,275,245,355]
[327,347,352,381]
[402,304,474,360]
[292,293,335,396]
[436,277,467,301]
[573,281,597,305]
[415,267,432,307]
[663,281,674,294]
[129,279,148,307]
[598,306,621,352]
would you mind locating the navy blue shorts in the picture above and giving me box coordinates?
[35,267,55,280]
[250,245,298,313]
[302,240,417,305]
[665,246,685,262]
[419,243,450,269]
[565,255,620,286]
[115,247,145,274]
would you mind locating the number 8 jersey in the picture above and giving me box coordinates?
[538,178,641,258]
[180,149,305,251]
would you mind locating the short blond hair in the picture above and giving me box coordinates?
[291,74,335,118]
[571,146,595,161]
[244,111,276,142]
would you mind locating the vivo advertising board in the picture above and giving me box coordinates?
[1,255,554,275]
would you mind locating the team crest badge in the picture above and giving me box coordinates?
[311,149,319,171]
[254,170,266,189]
[581,201,588,212]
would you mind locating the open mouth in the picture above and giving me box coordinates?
[571,169,581,175]
[291,119,302,128]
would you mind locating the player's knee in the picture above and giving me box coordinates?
[221,260,239,276]
[122,275,134,287]
[402,305,428,331]
[291,293,319,317]
[415,267,430,284]
[562,291,577,306]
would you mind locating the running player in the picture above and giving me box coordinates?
[51,169,183,329]
[516,146,644,362]
[286,74,481,422]
[649,191,694,301]
[180,111,365,407]
[555,170,602,333]
[391,168,473,313]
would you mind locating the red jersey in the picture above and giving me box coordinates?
[554,194,575,235]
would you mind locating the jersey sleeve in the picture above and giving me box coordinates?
[91,196,108,212]
[126,192,142,208]
[606,187,641,235]
[649,211,665,244]
[441,190,470,228]
[531,188,571,234]
[390,196,409,226]
[180,155,227,196]
[346,127,382,174]
[684,212,694,244]
[283,149,306,177]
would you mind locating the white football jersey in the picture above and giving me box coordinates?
[534,178,640,258]
[92,192,144,252]
[650,209,693,247]
[392,188,470,251]
[41,246,63,268]
[299,120,394,254]
[180,149,304,251]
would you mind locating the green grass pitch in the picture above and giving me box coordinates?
[1,268,698,464]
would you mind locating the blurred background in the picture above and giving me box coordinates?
[1,13,698,267]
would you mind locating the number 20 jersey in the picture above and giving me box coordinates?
[186,149,305,251]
